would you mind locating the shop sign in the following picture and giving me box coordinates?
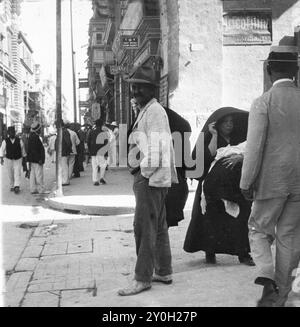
[109,65,129,75]
[79,101,89,108]
[79,78,89,89]
[223,12,272,45]
[121,35,140,49]
[133,45,150,68]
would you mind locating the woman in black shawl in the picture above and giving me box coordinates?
[183,107,254,266]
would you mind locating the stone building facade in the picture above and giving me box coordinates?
[88,0,300,141]
[160,0,300,141]
[0,0,20,140]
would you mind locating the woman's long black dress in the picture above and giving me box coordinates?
[183,107,251,256]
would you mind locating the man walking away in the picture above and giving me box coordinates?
[58,122,73,186]
[118,65,178,296]
[87,119,109,186]
[240,46,300,307]
[72,123,85,177]
[0,126,27,194]
[27,122,47,195]
[66,123,80,181]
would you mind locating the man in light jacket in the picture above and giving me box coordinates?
[240,47,300,307]
[118,65,178,296]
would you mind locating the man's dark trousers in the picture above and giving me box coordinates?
[133,170,172,283]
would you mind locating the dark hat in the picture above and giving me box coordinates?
[262,40,298,62]
[31,121,41,133]
[125,65,159,86]
[7,126,15,133]
[266,50,298,63]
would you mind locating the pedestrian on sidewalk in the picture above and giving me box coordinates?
[58,122,80,186]
[87,118,109,186]
[240,46,300,307]
[118,65,178,296]
[47,131,57,163]
[27,122,47,194]
[0,126,27,194]
[83,122,92,167]
[70,123,85,177]
[183,108,254,266]
[66,122,80,179]
[108,121,119,167]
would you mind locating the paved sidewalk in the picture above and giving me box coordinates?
[2,163,299,307]
[47,164,197,215]
[2,212,300,307]
[48,166,137,215]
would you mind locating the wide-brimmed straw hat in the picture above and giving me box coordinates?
[262,36,298,62]
[109,121,118,127]
[125,65,159,86]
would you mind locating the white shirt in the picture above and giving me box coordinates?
[0,138,27,158]
[67,128,80,155]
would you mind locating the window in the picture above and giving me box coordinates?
[96,33,103,45]
[144,0,159,17]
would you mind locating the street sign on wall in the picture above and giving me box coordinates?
[121,35,140,49]
[79,101,89,108]
[79,78,89,89]
[109,65,129,75]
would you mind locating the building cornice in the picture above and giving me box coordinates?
[18,31,33,53]
[20,58,34,75]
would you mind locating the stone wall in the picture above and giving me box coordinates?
[222,0,300,110]
[159,0,300,141]
[162,0,223,141]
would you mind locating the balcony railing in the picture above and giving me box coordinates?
[113,16,160,64]
[134,17,160,48]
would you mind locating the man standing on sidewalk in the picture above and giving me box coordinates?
[87,118,109,186]
[118,65,178,296]
[0,126,27,194]
[27,122,46,194]
[66,123,80,180]
[59,122,80,186]
[240,46,300,307]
